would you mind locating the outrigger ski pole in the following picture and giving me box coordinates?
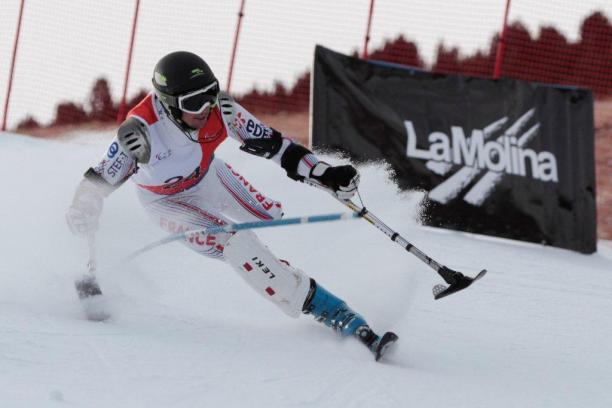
[302,178,487,299]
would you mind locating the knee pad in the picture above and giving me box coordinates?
[223,230,311,318]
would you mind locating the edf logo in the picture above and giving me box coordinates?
[246,120,271,138]
[107,142,119,158]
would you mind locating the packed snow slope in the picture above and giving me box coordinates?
[1,131,612,408]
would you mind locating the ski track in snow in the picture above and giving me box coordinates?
[1,131,612,407]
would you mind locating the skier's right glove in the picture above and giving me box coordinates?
[309,162,360,200]
[66,179,104,236]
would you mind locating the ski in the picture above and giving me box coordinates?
[74,236,111,321]
[75,274,110,321]
[432,269,487,300]
[75,274,102,298]
[75,249,110,322]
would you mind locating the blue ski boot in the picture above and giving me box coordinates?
[302,279,398,361]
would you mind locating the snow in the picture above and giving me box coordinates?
[1,130,612,407]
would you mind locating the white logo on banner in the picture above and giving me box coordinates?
[405,109,559,206]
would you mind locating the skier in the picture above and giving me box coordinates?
[66,51,397,360]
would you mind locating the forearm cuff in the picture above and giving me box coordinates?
[280,143,313,180]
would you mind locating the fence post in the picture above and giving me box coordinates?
[362,0,375,59]
[2,0,26,132]
[493,0,512,79]
[226,0,246,93]
[117,0,141,124]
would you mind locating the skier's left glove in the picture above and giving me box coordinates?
[309,162,360,200]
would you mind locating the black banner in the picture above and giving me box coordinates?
[312,45,597,253]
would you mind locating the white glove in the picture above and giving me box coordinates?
[66,179,104,236]
[309,162,360,200]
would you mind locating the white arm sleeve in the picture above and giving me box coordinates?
[91,137,137,186]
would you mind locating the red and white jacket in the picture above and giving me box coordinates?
[90,92,318,195]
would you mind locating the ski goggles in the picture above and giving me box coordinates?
[158,81,219,115]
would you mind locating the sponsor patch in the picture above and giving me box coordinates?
[107,152,129,177]
[107,142,119,158]
[156,149,172,161]
[251,257,276,279]
[245,119,272,138]
[94,159,109,174]
[232,112,247,129]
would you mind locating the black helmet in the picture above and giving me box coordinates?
[152,51,219,128]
